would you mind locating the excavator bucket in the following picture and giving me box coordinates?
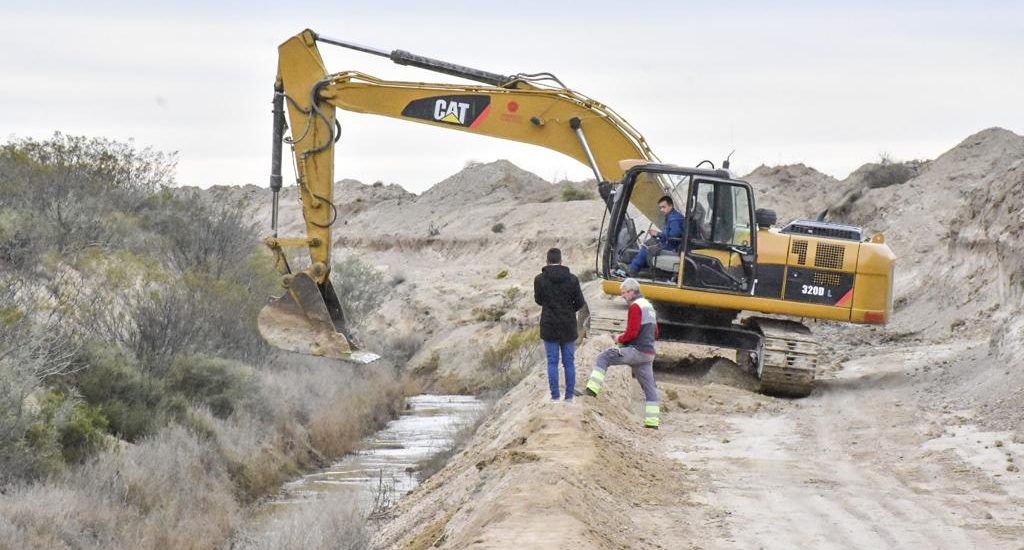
[257,272,379,363]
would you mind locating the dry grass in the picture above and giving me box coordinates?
[0,357,409,549]
[233,493,370,550]
[481,328,541,390]
[0,425,240,549]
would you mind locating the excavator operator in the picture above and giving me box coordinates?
[624,195,685,277]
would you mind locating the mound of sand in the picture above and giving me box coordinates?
[742,163,840,222]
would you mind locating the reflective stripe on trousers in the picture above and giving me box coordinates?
[644,401,660,427]
[586,366,607,395]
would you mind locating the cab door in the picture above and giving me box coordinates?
[682,178,757,293]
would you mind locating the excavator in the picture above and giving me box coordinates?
[259,29,895,395]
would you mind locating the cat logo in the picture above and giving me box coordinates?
[401,95,492,128]
[434,99,470,124]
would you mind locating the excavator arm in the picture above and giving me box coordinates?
[260,29,662,361]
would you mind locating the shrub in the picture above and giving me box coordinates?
[496,269,509,279]
[473,285,522,322]
[481,328,541,390]
[0,278,80,483]
[383,331,425,366]
[54,398,110,465]
[70,343,167,441]
[0,133,176,258]
[71,424,241,547]
[167,354,256,419]
[140,189,259,280]
[562,187,595,201]
[855,154,920,189]
[491,222,505,233]
[331,256,392,328]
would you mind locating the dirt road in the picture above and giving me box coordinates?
[659,340,1024,549]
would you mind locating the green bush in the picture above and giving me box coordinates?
[23,391,110,471]
[491,222,505,233]
[561,187,595,201]
[72,343,167,441]
[57,401,110,464]
[167,354,256,419]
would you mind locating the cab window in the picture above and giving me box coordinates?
[692,181,753,248]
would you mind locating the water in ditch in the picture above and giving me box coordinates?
[269,394,485,512]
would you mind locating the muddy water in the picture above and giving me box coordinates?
[270,395,485,511]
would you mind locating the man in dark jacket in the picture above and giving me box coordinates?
[534,248,587,401]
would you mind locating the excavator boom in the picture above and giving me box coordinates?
[259,29,665,361]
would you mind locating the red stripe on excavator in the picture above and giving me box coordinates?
[864,311,887,324]
[469,105,492,128]
[835,289,853,307]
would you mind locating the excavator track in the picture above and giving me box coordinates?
[746,317,818,398]
[583,299,819,398]
[580,299,629,338]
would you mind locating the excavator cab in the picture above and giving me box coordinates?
[603,164,758,295]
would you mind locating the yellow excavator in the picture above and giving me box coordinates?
[260,29,895,395]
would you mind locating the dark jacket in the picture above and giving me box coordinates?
[534,264,587,343]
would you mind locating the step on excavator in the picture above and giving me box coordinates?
[259,29,895,395]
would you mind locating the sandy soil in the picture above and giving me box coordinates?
[371,324,1024,549]
[220,127,1023,548]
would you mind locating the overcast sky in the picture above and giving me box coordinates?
[2,1,1021,192]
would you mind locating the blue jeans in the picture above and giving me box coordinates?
[629,246,651,273]
[630,243,674,273]
[543,340,576,399]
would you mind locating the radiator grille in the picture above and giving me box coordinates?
[814,243,845,270]
[791,240,809,265]
[812,271,842,287]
